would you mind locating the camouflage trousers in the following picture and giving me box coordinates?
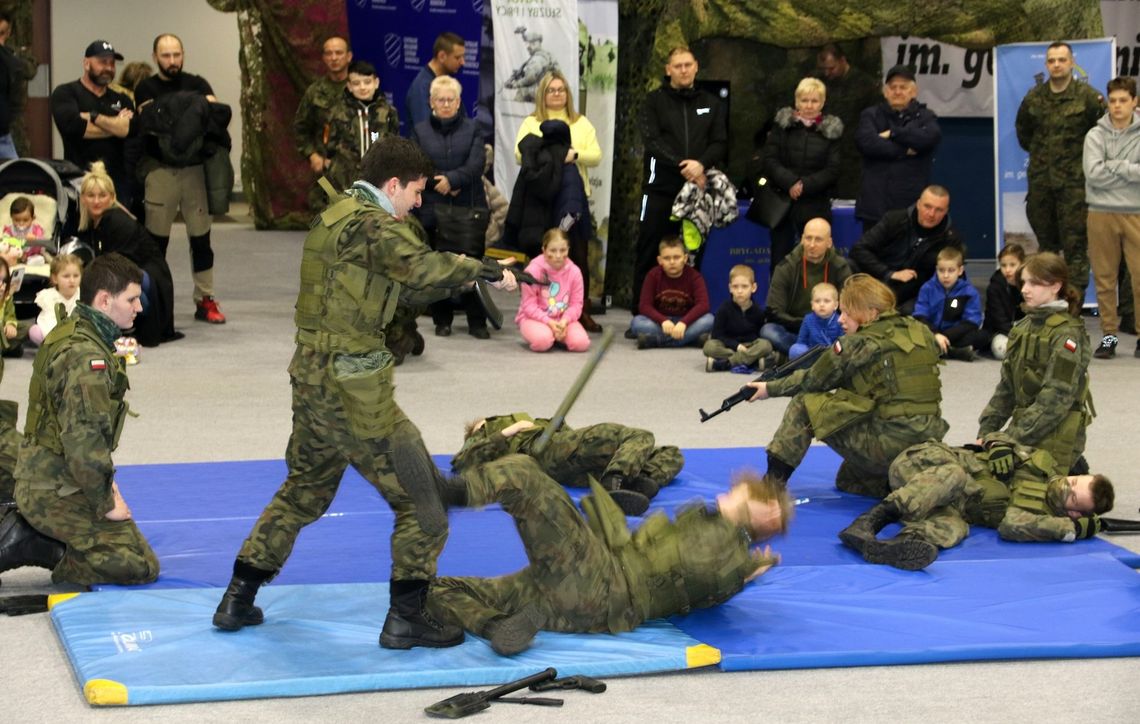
[429,455,632,638]
[885,442,973,549]
[529,423,684,489]
[0,399,20,503]
[236,375,444,581]
[1026,183,1090,295]
[767,393,949,498]
[15,486,158,586]
[702,338,774,367]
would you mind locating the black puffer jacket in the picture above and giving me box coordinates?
[754,107,842,225]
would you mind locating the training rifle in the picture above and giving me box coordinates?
[530,327,616,456]
[425,667,559,718]
[699,344,827,423]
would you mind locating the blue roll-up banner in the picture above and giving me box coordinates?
[345,0,485,136]
[993,39,1115,255]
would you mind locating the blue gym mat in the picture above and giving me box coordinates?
[47,445,1140,706]
[50,582,718,706]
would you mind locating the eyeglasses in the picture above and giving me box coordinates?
[433,97,459,106]
[545,86,567,95]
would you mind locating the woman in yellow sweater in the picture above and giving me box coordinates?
[514,71,602,331]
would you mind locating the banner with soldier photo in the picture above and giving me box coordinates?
[577,0,618,301]
[879,37,994,118]
[491,0,579,196]
[993,39,1114,255]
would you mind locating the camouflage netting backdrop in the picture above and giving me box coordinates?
[206,0,1103,306]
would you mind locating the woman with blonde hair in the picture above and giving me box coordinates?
[747,273,948,498]
[514,70,602,331]
[76,162,178,346]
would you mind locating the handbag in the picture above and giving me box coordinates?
[745,177,792,229]
[434,201,490,257]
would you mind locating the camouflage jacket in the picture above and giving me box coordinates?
[1016,79,1103,189]
[322,91,399,193]
[293,76,345,159]
[14,305,128,518]
[977,303,1090,447]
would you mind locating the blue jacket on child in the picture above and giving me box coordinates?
[913,275,982,331]
[789,310,842,359]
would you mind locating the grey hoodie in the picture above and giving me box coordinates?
[1083,112,1140,213]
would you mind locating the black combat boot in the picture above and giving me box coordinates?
[622,474,660,500]
[0,512,65,574]
[212,560,274,631]
[390,431,469,535]
[837,501,901,554]
[765,453,795,489]
[600,472,650,516]
[861,531,940,571]
[483,604,543,656]
[380,580,464,649]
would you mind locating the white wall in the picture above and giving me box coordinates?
[50,0,244,190]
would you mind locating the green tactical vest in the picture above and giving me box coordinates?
[1009,475,1068,518]
[618,506,755,622]
[482,413,551,454]
[293,187,403,354]
[1008,312,1089,411]
[24,316,130,455]
[847,314,942,418]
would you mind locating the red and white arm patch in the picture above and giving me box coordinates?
[89,358,107,371]
[1063,338,1077,353]
[833,340,843,355]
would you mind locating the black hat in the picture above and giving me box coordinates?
[885,64,915,83]
[85,40,124,61]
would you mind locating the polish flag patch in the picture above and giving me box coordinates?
[1063,339,1077,352]
[833,340,843,354]
[89,359,106,371]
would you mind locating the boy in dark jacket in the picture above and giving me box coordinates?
[703,264,773,372]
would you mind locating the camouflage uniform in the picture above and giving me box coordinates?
[886,438,1085,551]
[1016,79,1103,294]
[322,91,399,195]
[429,455,756,639]
[765,311,948,497]
[13,305,158,585]
[294,76,347,211]
[977,302,1091,474]
[450,413,684,491]
[234,183,486,583]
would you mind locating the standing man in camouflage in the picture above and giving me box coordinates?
[0,254,158,586]
[212,137,517,650]
[428,455,789,656]
[1016,41,1104,298]
[294,36,352,212]
[839,436,1115,570]
[450,413,685,515]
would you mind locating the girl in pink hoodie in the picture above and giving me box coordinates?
[516,229,591,352]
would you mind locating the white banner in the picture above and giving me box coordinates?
[491,0,579,197]
[577,0,617,300]
[881,36,993,117]
[1103,0,1140,78]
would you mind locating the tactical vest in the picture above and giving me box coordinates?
[618,506,755,622]
[847,314,942,418]
[1009,476,1067,518]
[1008,312,1089,410]
[294,185,403,354]
[24,316,129,455]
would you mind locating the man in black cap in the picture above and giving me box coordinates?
[50,40,136,209]
[852,64,941,231]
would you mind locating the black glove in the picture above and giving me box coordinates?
[1073,515,1101,540]
[985,444,1015,479]
[478,258,505,282]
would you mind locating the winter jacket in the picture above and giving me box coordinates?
[502,124,570,258]
[670,169,738,238]
[412,113,487,231]
[983,269,1025,336]
[850,205,962,285]
[913,275,983,332]
[766,244,852,332]
[754,107,842,225]
[854,99,941,222]
[640,81,727,196]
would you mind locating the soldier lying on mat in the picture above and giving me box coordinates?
[427,453,790,656]
[450,413,684,516]
[838,434,1114,571]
